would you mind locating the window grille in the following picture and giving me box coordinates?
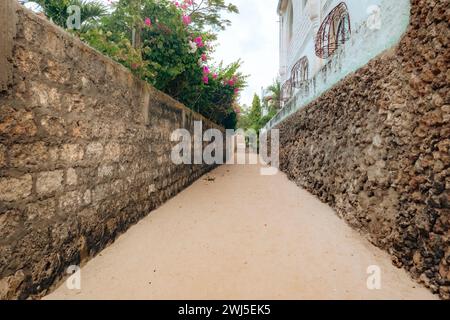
[291,56,309,88]
[315,2,351,59]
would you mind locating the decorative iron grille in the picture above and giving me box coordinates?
[315,2,351,59]
[281,80,293,102]
[291,56,309,88]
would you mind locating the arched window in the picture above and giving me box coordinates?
[291,56,309,87]
[281,80,293,102]
[315,2,351,59]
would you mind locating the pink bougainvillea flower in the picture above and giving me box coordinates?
[212,73,218,79]
[202,66,210,74]
[228,79,235,86]
[201,53,207,62]
[202,76,209,84]
[234,88,240,94]
[144,17,152,27]
[194,36,204,48]
[182,15,191,25]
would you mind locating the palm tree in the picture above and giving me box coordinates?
[29,0,107,30]
[266,80,282,110]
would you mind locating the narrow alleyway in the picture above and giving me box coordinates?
[46,163,435,300]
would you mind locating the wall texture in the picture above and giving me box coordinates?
[277,0,449,299]
[0,3,222,299]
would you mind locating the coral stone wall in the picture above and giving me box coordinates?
[277,0,449,299]
[0,3,222,299]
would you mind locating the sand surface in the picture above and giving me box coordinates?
[46,163,436,300]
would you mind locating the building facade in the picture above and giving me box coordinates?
[266,0,411,130]
[277,0,384,103]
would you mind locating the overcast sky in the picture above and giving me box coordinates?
[213,0,280,107]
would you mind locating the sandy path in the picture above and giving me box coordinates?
[46,163,436,300]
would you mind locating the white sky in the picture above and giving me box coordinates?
[213,0,280,106]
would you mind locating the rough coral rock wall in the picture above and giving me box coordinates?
[277,0,449,299]
[0,3,222,299]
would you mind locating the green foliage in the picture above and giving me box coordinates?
[100,0,246,128]
[189,61,245,129]
[248,94,262,130]
[79,29,154,79]
[237,94,263,132]
[236,104,250,129]
[259,107,277,127]
[104,0,196,88]
[266,80,281,110]
[237,90,278,132]
[184,0,239,31]
[32,0,107,30]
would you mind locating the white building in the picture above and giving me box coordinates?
[265,0,410,129]
[277,0,385,104]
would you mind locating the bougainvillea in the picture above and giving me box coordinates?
[76,0,245,128]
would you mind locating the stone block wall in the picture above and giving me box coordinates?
[277,0,449,299]
[0,2,222,299]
